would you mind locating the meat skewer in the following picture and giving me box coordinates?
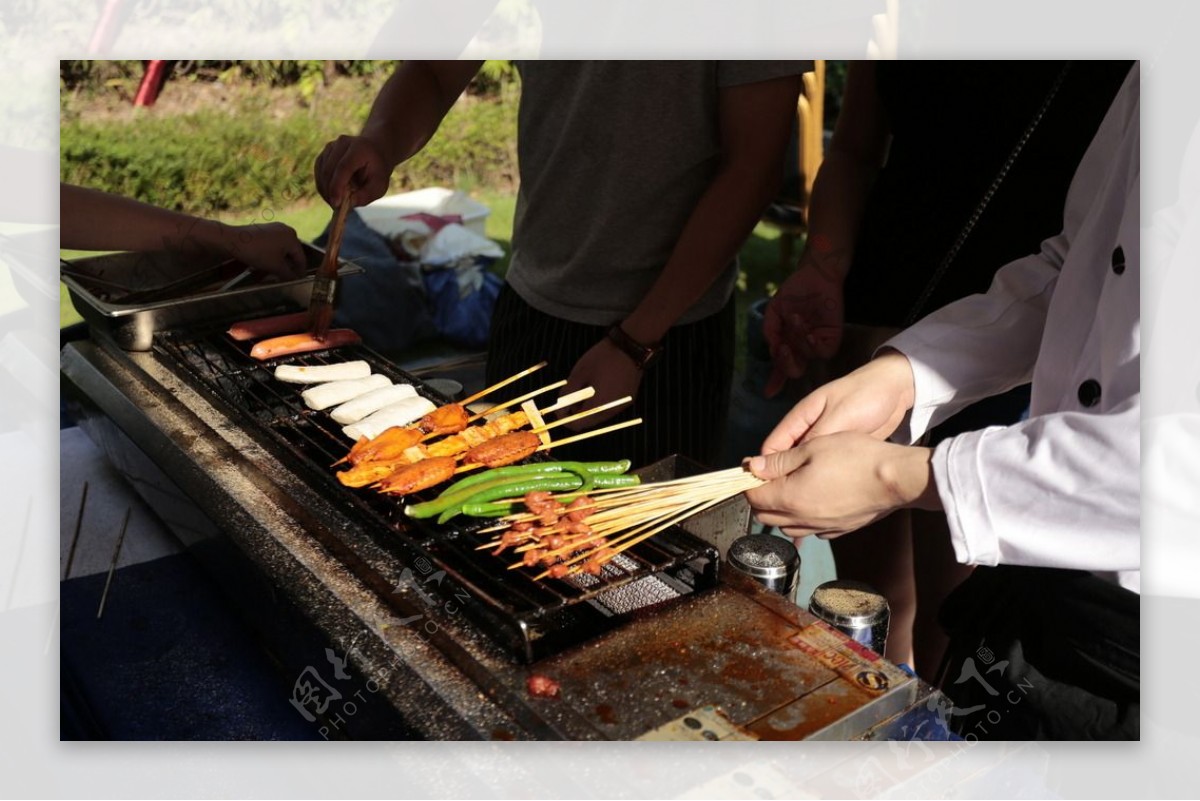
[460,430,543,469]
[335,425,425,467]
[336,386,605,468]
[471,467,764,580]
[376,456,459,495]
[412,379,567,441]
[373,418,644,496]
[337,411,531,487]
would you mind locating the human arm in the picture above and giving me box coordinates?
[763,61,890,395]
[747,433,940,539]
[60,183,305,279]
[748,398,1139,578]
[314,60,482,207]
[561,71,804,428]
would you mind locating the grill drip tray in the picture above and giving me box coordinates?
[153,328,721,664]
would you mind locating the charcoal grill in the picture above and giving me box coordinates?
[153,324,721,663]
[62,306,920,740]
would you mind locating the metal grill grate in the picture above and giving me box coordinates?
[153,325,720,661]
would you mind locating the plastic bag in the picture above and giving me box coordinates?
[422,258,503,349]
[317,210,437,352]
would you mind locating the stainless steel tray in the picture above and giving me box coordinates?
[62,243,362,350]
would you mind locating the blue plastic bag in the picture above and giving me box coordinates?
[422,260,503,349]
[317,210,437,352]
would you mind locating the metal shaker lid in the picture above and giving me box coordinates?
[809,580,889,628]
[727,534,799,581]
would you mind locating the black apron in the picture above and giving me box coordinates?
[935,565,1140,740]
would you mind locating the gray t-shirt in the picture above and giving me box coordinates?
[508,60,810,326]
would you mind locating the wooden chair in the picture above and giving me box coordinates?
[763,60,825,271]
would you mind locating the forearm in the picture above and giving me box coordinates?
[360,60,482,169]
[880,444,941,512]
[793,60,887,279]
[796,145,879,279]
[61,184,234,255]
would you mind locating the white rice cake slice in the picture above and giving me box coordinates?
[300,373,392,411]
[274,360,372,384]
[342,396,437,441]
[329,383,419,425]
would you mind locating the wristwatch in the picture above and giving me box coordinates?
[606,323,663,370]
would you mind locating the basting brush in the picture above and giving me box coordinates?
[308,190,354,340]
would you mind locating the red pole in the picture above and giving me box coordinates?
[134,60,171,107]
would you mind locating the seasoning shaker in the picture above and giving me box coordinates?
[727,534,800,598]
[808,579,891,656]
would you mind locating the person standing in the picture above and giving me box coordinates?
[315,60,807,467]
[747,63,1140,739]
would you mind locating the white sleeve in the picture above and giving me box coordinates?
[882,64,1133,445]
[933,394,1139,574]
[883,247,1061,444]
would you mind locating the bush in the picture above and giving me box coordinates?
[61,80,519,215]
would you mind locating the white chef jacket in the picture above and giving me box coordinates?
[885,64,1141,593]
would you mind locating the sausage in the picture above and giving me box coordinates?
[342,397,438,441]
[249,329,361,360]
[329,384,419,425]
[275,360,373,385]
[300,374,391,410]
[227,311,310,342]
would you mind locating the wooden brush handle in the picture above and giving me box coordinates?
[320,190,355,279]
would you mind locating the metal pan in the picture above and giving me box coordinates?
[62,243,362,350]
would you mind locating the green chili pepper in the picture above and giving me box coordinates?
[461,474,642,518]
[436,473,586,524]
[432,460,630,504]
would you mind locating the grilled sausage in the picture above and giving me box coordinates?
[249,329,361,360]
[227,311,311,342]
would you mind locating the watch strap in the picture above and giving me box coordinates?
[606,324,662,369]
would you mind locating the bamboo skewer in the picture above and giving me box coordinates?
[533,418,643,452]
[459,361,547,406]
[530,396,631,434]
[465,380,568,423]
[452,417,644,476]
[468,465,763,578]
[541,387,595,414]
[476,466,760,532]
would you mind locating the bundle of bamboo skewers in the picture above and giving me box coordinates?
[476,465,766,581]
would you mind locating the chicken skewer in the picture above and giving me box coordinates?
[333,376,576,470]
[412,366,558,438]
[334,378,568,467]
[335,394,624,487]
[374,418,643,496]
